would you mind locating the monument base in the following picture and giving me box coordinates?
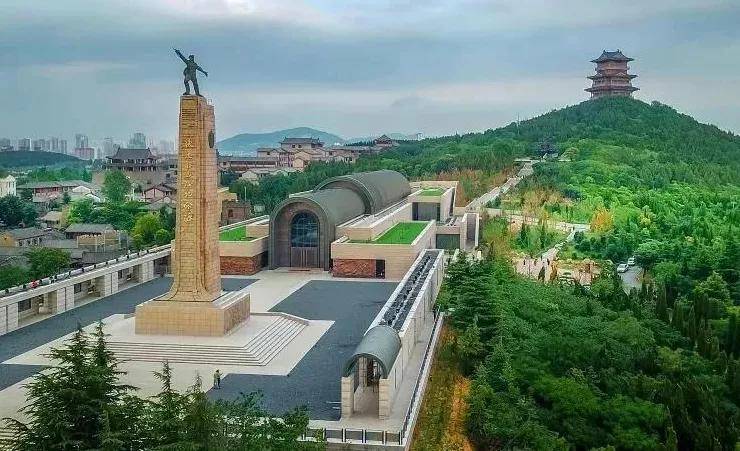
[135,290,250,336]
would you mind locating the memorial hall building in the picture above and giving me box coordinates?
[219,169,477,279]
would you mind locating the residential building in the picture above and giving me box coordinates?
[71,147,95,160]
[0,227,48,247]
[60,140,68,154]
[65,223,116,239]
[75,133,89,149]
[0,175,17,197]
[142,182,177,201]
[129,132,147,148]
[39,210,64,229]
[17,139,30,151]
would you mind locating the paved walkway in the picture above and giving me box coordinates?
[0,277,254,391]
[465,161,534,212]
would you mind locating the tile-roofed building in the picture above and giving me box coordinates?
[586,49,639,99]
[99,147,171,190]
[65,223,115,238]
[18,180,98,197]
[0,227,48,247]
[279,137,324,152]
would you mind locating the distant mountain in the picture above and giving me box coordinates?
[0,151,84,168]
[217,127,345,155]
[346,132,422,143]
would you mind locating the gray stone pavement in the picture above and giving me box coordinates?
[620,265,643,293]
[0,277,254,391]
[208,280,397,421]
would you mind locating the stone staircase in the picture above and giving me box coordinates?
[105,315,306,366]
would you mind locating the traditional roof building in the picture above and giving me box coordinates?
[586,50,638,98]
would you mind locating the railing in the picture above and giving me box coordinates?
[0,216,269,300]
[399,310,445,445]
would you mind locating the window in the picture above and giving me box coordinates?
[290,212,318,248]
[74,283,82,293]
[18,299,32,311]
[227,209,234,218]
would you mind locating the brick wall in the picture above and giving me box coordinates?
[333,258,376,278]
[220,254,264,275]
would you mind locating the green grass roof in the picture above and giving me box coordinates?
[219,226,256,242]
[418,188,445,196]
[351,221,428,245]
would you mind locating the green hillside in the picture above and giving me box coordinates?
[0,151,85,169]
[217,127,345,154]
[408,98,740,450]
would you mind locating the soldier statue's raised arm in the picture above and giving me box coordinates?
[174,48,208,96]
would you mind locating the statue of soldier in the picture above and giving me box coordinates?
[174,48,208,96]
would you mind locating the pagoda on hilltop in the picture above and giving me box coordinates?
[585,50,638,98]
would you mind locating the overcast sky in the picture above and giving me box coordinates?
[1,0,739,143]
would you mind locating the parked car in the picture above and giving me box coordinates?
[627,257,636,266]
[617,263,629,273]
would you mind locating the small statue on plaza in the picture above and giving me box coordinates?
[174,48,208,96]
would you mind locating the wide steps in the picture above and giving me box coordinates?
[105,316,306,366]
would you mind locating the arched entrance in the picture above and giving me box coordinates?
[290,212,319,268]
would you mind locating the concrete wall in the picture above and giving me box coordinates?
[331,221,435,280]
[337,203,412,242]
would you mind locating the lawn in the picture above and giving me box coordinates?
[219,226,255,242]
[418,187,445,196]
[372,222,427,244]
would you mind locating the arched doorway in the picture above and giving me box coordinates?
[290,212,319,267]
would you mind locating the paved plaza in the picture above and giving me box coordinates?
[0,272,396,425]
[211,280,397,420]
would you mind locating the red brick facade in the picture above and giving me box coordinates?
[333,258,377,278]
[220,254,264,276]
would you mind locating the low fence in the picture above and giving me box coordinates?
[0,216,269,300]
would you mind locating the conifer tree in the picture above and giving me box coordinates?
[656,285,669,323]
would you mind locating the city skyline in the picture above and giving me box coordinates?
[1,0,739,140]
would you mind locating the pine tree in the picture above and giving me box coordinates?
[726,313,738,357]
[7,326,95,449]
[656,285,669,323]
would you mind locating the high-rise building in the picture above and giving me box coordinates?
[60,139,68,154]
[18,138,30,151]
[50,137,60,152]
[0,138,12,151]
[32,139,44,151]
[102,137,116,158]
[586,50,638,99]
[75,133,89,149]
[129,132,147,148]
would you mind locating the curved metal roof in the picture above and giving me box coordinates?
[285,188,366,226]
[315,170,411,214]
[343,325,401,378]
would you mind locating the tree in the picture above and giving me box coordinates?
[25,248,70,280]
[4,324,132,450]
[102,170,132,204]
[0,266,29,290]
[61,191,71,205]
[0,195,37,227]
[131,213,165,249]
[67,198,96,224]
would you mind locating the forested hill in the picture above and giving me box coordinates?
[0,151,84,169]
[490,97,740,170]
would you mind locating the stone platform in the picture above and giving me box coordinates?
[135,289,250,336]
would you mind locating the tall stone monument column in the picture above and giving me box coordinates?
[163,96,221,302]
[135,95,249,336]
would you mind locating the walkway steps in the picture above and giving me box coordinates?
[104,316,306,366]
